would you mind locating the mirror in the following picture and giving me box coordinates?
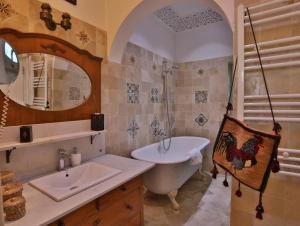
[0,53,92,111]
[0,39,19,84]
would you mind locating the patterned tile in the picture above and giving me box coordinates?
[0,0,15,20]
[195,113,208,126]
[151,116,161,137]
[150,88,161,103]
[195,91,208,103]
[127,119,139,139]
[154,7,223,32]
[127,83,139,104]
[69,87,81,100]
[76,31,90,45]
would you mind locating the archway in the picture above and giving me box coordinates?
[108,0,234,63]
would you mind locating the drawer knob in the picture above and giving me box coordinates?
[126,203,133,210]
[58,221,65,226]
[121,186,127,191]
[93,218,102,226]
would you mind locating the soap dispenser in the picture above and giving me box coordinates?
[71,147,81,167]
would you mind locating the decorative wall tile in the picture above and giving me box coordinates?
[76,31,90,46]
[0,0,15,20]
[127,119,139,139]
[69,87,81,100]
[195,90,208,103]
[127,83,139,103]
[150,88,161,103]
[195,113,208,126]
[154,7,223,32]
[151,116,161,137]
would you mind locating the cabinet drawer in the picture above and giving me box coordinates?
[94,188,142,226]
[99,176,142,207]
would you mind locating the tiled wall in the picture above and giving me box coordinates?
[173,57,232,171]
[0,0,106,58]
[231,1,300,226]
[102,42,175,157]
[102,42,232,173]
[0,0,107,181]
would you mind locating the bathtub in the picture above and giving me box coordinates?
[131,136,210,209]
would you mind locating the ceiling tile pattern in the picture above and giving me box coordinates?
[154,6,223,32]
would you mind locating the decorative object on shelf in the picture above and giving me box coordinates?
[0,171,14,185]
[91,113,104,131]
[2,183,23,202]
[71,147,81,167]
[65,0,77,5]
[127,83,139,104]
[3,196,26,221]
[76,31,90,45]
[195,113,208,126]
[211,9,282,219]
[195,90,208,104]
[0,0,15,20]
[128,119,139,139]
[20,126,33,143]
[40,3,72,31]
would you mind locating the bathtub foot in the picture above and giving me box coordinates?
[168,190,180,210]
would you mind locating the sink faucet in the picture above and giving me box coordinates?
[58,148,70,172]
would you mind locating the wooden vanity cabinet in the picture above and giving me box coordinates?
[48,176,144,226]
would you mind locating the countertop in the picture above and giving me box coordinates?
[4,154,155,226]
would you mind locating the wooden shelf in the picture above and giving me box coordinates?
[0,130,105,163]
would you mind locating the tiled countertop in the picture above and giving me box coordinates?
[4,154,155,226]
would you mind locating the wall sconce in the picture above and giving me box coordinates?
[40,3,72,31]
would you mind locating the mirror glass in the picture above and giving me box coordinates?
[0,53,92,111]
[0,39,19,84]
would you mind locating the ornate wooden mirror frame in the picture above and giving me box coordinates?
[0,28,102,126]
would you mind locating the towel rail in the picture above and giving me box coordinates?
[245,94,300,99]
[244,117,300,122]
[278,171,300,177]
[245,60,300,71]
[279,148,300,154]
[245,2,300,20]
[245,52,300,64]
[280,163,300,170]
[245,44,300,57]
[244,102,300,107]
[245,36,300,49]
[246,0,292,11]
[244,10,300,27]
[278,156,300,162]
[244,110,300,114]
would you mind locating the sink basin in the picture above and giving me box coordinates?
[29,162,121,201]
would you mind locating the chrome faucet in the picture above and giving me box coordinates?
[58,148,70,171]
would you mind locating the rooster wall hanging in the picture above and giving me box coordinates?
[211,8,282,220]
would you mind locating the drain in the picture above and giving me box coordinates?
[70,186,79,190]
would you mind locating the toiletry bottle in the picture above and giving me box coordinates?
[71,147,81,167]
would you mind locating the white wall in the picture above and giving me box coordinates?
[175,20,232,62]
[129,17,232,62]
[129,14,176,60]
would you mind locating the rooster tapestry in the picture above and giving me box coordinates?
[212,115,281,191]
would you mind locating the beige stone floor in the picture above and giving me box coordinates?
[144,172,212,226]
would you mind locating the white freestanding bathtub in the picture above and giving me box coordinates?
[131,136,210,210]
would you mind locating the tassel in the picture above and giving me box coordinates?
[223,172,229,187]
[256,193,264,220]
[272,122,282,135]
[235,181,242,197]
[211,164,219,179]
[226,103,233,112]
[271,157,280,173]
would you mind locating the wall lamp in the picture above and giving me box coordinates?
[40,3,72,31]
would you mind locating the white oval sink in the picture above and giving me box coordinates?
[29,162,121,201]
